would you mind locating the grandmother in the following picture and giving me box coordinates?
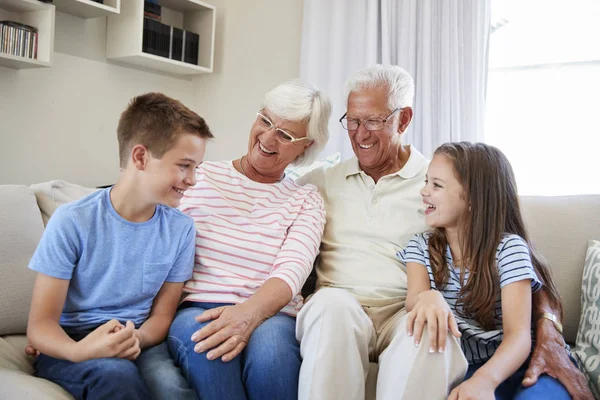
[168,79,332,399]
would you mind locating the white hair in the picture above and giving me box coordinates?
[345,64,415,111]
[263,79,332,166]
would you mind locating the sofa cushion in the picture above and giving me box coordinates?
[574,240,600,398]
[520,195,600,344]
[0,335,72,399]
[30,180,97,226]
[0,186,45,336]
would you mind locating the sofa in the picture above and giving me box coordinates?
[1,180,599,399]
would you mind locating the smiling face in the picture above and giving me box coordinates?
[346,85,405,174]
[143,132,207,208]
[245,109,311,180]
[421,153,469,230]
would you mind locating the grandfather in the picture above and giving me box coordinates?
[296,65,590,400]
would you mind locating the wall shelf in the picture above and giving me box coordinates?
[0,0,55,69]
[52,0,120,19]
[106,0,215,76]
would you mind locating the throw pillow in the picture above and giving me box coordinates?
[30,180,98,226]
[574,239,600,398]
[285,152,341,181]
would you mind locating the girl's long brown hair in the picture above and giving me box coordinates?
[428,142,563,330]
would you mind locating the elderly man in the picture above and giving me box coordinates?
[296,64,590,400]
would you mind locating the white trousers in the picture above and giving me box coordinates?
[296,288,468,400]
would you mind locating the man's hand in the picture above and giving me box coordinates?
[406,290,461,352]
[71,320,138,362]
[191,303,262,362]
[523,319,593,400]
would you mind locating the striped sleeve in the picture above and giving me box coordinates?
[270,186,325,296]
[397,233,427,266]
[497,234,542,292]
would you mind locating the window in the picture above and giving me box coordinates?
[485,0,600,195]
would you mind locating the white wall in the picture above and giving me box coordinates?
[189,0,304,163]
[0,1,303,187]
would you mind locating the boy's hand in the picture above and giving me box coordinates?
[72,320,137,362]
[406,290,461,353]
[111,322,142,360]
[24,343,40,358]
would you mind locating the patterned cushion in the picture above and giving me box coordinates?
[574,239,600,397]
[285,153,341,180]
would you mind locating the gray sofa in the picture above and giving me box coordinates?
[1,180,599,399]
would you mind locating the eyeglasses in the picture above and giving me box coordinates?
[255,112,311,144]
[339,108,401,131]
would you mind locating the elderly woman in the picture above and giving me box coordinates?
[168,79,331,399]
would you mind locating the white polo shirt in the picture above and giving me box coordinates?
[299,146,429,303]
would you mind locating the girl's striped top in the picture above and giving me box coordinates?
[398,232,542,364]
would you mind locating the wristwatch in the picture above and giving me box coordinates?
[537,312,563,334]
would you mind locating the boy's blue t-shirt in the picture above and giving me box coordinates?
[29,188,195,332]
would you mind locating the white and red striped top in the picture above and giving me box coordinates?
[178,161,326,316]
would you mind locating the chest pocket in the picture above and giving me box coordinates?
[142,262,171,296]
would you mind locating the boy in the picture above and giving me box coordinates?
[26,92,213,399]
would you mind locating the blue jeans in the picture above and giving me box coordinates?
[464,357,572,399]
[168,302,301,400]
[136,342,198,400]
[35,333,197,400]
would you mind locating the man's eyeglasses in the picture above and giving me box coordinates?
[256,112,311,144]
[339,108,401,131]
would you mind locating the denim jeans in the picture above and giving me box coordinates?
[34,332,197,400]
[464,357,572,399]
[168,302,301,400]
[136,342,198,400]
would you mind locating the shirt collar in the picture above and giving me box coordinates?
[344,145,429,179]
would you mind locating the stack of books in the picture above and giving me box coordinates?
[0,21,38,60]
[141,1,200,65]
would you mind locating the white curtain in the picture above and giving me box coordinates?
[300,0,491,159]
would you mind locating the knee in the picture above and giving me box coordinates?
[168,309,205,353]
[91,358,141,384]
[247,317,299,369]
[300,288,365,326]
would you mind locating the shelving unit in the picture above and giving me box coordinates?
[106,0,215,76]
[0,0,55,69]
[52,0,120,19]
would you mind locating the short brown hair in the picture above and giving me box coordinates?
[117,92,213,167]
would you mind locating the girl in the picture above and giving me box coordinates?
[398,142,569,399]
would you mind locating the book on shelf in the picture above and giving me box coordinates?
[184,31,199,65]
[171,27,183,61]
[142,17,200,66]
[0,21,38,60]
[144,1,161,21]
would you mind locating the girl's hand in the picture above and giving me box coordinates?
[191,303,262,362]
[447,376,495,400]
[406,290,461,352]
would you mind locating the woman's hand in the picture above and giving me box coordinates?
[191,303,263,362]
[406,290,461,352]
[447,376,495,400]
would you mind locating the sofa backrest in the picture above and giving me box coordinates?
[0,186,44,336]
[520,195,600,344]
[1,181,598,343]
